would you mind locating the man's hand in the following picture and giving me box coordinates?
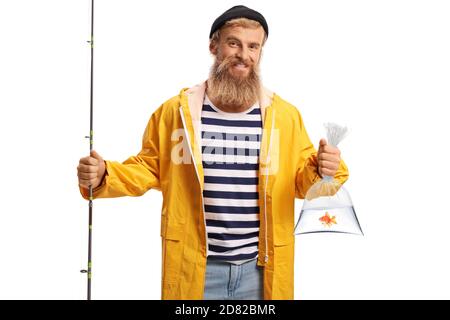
[317,138,341,178]
[77,150,106,189]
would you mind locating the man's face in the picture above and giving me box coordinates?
[210,25,265,79]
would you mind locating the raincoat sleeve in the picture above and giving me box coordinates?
[294,110,349,199]
[79,110,161,200]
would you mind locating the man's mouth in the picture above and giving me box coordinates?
[231,62,249,71]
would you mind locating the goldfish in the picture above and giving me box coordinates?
[319,212,337,227]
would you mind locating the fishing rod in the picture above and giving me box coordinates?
[80,0,94,300]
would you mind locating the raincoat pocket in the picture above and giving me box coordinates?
[272,228,295,296]
[160,209,185,240]
[274,236,295,247]
[273,223,295,247]
[160,219,184,241]
[160,211,185,286]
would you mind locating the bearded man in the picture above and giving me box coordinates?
[77,5,349,300]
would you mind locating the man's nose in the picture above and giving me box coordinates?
[236,47,250,62]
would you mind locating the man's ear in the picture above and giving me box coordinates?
[209,40,218,55]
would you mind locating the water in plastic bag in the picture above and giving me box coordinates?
[294,123,363,235]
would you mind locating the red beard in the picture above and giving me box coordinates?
[207,54,261,109]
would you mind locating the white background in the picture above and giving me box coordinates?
[0,0,449,299]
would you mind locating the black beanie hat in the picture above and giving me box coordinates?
[209,5,268,39]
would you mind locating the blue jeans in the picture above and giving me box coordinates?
[203,258,264,300]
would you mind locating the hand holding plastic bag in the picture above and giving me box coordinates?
[294,123,363,235]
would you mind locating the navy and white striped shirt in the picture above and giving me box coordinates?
[201,95,262,265]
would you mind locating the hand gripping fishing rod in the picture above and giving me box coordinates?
[80,0,95,300]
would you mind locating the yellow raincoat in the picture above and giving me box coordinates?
[79,81,349,299]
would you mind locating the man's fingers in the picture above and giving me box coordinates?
[320,168,336,176]
[78,178,97,187]
[320,144,340,155]
[318,152,340,162]
[90,150,103,160]
[319,160,339,171]
[79,156,98,166]
[78,171,97,179]
[78,151,103,191]
[319,138,327,147]
[317,138,342,178]
[318,138,325,152]
[77,163,98,173]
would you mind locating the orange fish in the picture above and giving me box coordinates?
[319,212,337,227]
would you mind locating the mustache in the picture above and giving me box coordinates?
[215,55,252,75]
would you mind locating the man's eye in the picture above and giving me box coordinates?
[229,42,238,46]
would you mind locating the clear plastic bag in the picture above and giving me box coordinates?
[294,123,363,235]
